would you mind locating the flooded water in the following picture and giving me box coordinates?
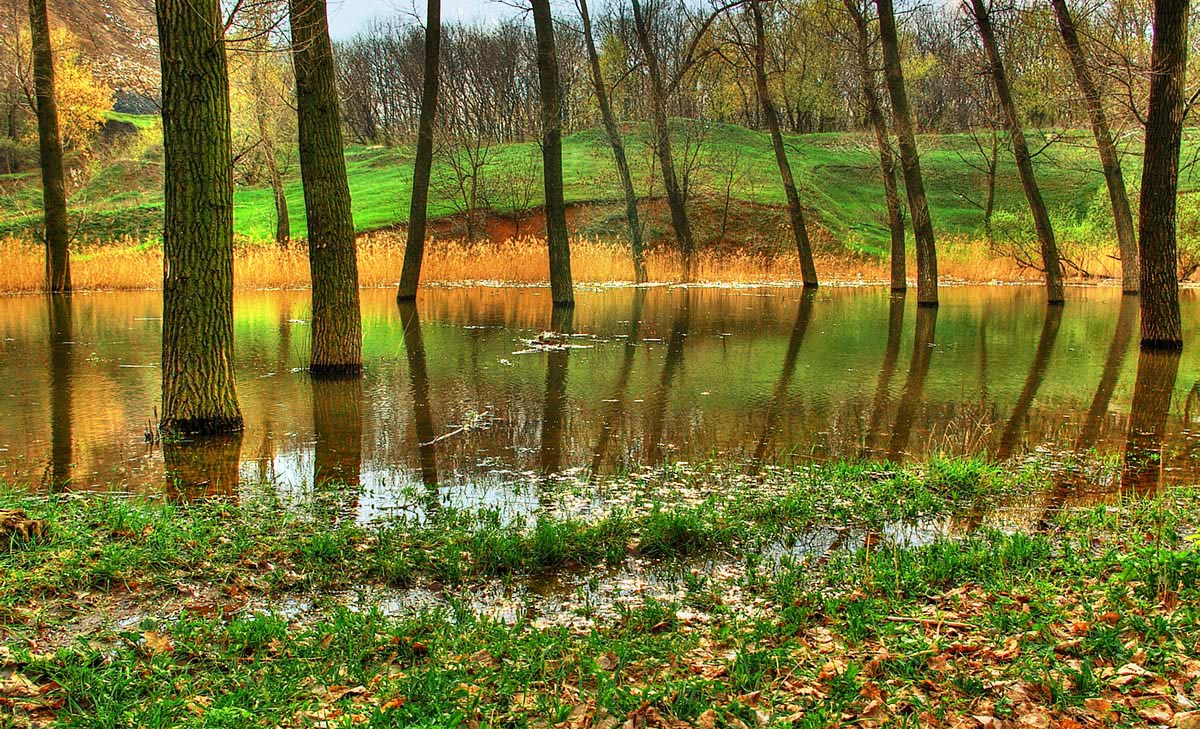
[1,285,1197,512]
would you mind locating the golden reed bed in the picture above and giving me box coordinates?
[0,232,1127,294]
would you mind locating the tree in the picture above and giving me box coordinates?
[290,0,363,375]
[968,0,1063,305]
[875,0,938,306]
[155,0,242,434]
[28,0,68,293]
[1050,0,1138,295]
[631,0,698,280]
[578,0,647,283]
[397,0,440,300]
[750,1,818,287]
[1137,0,1189,348]
[842,0,905,292]
[531,0,575,306]
[229,0,293,248]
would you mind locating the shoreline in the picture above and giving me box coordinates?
[0,233,1148,296]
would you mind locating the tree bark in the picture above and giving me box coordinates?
[875,0,937,305]
[1051,0,1138,294]
[156,0,243,435]
[579,0,647,283]
[1137,0,1189,348]
[752,2,817,287]
[843,0,905,292]
[290,0,363,376]
[631,0,697,281]
[397,0,440,300]
[970,0,1064,304]
[28,0,70,293]
[531,0,575,306]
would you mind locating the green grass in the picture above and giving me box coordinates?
[7,120,1194,255]
[1,459,1196,728]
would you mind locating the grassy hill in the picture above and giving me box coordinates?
[4,116,1193,258]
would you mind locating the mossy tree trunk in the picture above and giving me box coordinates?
[751,2,818,288]
[155,0,242,435]
[875,0,937,305]
[579,0,647,284]
[397,0,440,300]
[1051,0,1138,295]
[28,0,70,294]
[631,0,697,281]
[290,0,363,375]
[1137,0,1189,348]
[531,0,575,306]
[970,0,1064,305]
[843,0,905,292]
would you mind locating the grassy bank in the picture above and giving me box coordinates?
[6,120,1197,260]
[2,458,1199,727]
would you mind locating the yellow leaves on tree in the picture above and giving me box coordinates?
[19,27,112,151]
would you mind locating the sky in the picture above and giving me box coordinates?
[326,0,518,38]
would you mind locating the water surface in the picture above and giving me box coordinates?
[2,285,1197,515]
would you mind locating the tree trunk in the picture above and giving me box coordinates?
[1051,0,1138,294]
[875,0,937,305]
[290,0,363,376]
[531,0,575,306]
[579,0,647,283]
[752,2,817,287]
[155,0,242,435]
[843,0,905,292]
[631,0,697,281]
[971,0,1064,304]
[1137,0,1189,348]
[397,0,440,300]
[29,0,70,294]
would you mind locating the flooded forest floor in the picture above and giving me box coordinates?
[1,457,1199,728]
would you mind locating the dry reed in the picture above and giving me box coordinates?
[0,232,1133,295]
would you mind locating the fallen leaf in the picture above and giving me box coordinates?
[142,630,174,655]
[598,652,619,671]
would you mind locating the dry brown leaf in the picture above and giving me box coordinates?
[598,652,620,671]
[142,630,174,655]
[1082,698,1112,716]
[1136,705,1173,725]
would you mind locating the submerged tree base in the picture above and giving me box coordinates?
[158,416,245,437]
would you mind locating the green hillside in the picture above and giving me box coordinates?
[4,116,1193,256]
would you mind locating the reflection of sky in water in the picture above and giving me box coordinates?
[1,285,1198,520]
